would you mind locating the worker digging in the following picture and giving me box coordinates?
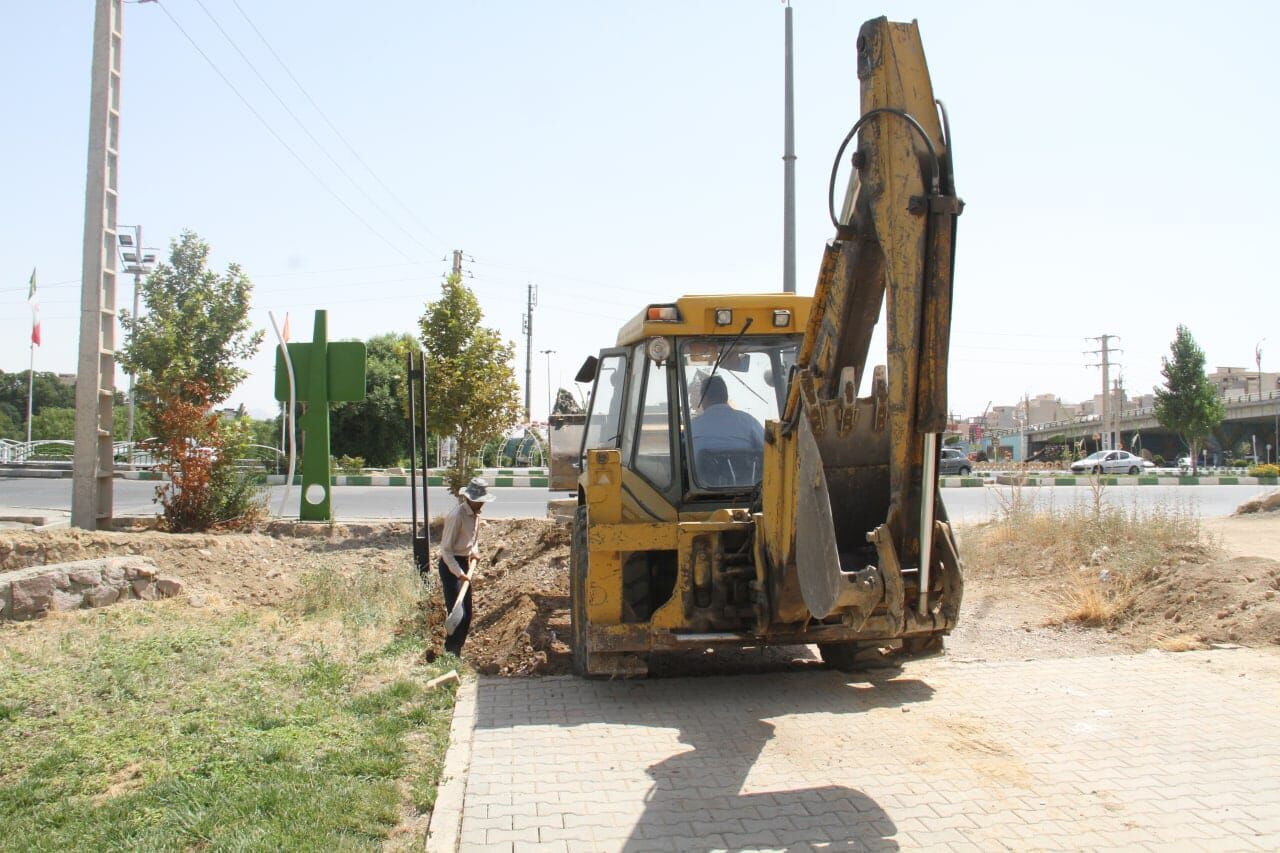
[436,477,495,655]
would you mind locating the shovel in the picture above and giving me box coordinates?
[444,558,475,636]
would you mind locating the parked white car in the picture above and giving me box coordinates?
[1070,450,1147,475]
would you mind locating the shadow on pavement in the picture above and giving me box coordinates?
[473,668,933,850]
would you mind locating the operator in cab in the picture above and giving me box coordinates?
[690,374,764,455]
[690,375,765,487]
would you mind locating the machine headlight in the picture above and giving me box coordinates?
[646,336,672,363]
[714,308,734,326]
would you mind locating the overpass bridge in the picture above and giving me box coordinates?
[1017,390,1280,462]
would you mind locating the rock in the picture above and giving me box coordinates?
[187,592,207,608]
[102,565,126,585]
[49,572,71,590]
[69,568,103,586]
[51,589,84,611]
[155,577,184,597]
[125,562,156,580]
[132,579,157,601]
[84,586,121,608]
[10,574,56,619]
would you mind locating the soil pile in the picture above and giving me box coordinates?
[0,522,411,610]
[1237,490,1280,515]
[1123,555,1280,648]
[420,518,573,676]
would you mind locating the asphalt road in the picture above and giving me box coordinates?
[0,477,1273,523]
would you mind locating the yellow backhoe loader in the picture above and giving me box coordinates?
[570,16,964,677]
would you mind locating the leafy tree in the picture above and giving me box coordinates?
[29,407,75,441]
[331,333,416,467]
[120,230,263,407]
[1154,325,1225,475]
[0,407,19,439]
[419,275,522,491]
[0,370,76,419]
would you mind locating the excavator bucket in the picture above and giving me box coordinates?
[768,17,964,642]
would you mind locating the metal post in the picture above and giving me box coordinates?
[125,225,143,445]
[541,349,556,419]
[72,0,123,530]
[522,284,537,423]
[26,340,34,448]
[782,1,796,294]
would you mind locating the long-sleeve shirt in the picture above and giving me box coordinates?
[439,499,479,577]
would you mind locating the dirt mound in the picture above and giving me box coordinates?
[420,518,573,676]
[0,523,411,610]
[1237,490,1280,515]
[1123,555,1280,648]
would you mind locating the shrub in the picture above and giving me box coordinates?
[1249,463,1279,478]
[152,381,266,532]
[336,454,366,474]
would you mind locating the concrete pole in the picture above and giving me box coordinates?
[782,1,796,294]
[72,0,123,530]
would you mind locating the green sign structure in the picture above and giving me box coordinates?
[274,310,366,521]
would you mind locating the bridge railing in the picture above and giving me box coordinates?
[1025,389,1280,435]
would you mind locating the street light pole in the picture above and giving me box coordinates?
[117,225,157,446]
[1256,339,1266,399]
[540,349,556,419]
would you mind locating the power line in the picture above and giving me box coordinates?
[153,1,417,262]
[188,0,440,256]
[228,0,447,247]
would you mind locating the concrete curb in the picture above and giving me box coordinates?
[425,674,476,853]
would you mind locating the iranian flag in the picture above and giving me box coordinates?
[28,268,40,347]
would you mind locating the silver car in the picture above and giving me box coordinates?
[1070,450,1145,475]
[939,447,972,476]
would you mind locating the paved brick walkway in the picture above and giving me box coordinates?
[440,648,1280,851]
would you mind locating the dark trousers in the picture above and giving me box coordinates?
[438,557,473,655]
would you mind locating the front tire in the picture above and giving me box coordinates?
[958,466,971,477]
[1128,466,1139,475]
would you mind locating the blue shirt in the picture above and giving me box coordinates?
[691,403,765,452]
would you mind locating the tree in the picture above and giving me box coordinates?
[419,275,522,491]
[120,230,263,406]
[331,333,416,467]
[29,407,75,441]
[1154,325,1225,475]
[0,370,76,428]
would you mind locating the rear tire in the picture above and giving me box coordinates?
[570,506,589,677]
[818,642,888,672]
[1092,465,1102,474]
[958,466,971,477]
[901,634,945,658]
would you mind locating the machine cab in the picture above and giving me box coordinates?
[578,295,809,507]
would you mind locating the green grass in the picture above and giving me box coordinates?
[0,556,457,852]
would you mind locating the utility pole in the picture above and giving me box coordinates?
[521,284,537,423]
[540,349,556,420]
[451,249,462,279]
[73,0,123,530]
[781,0,796,294]
[1086,334,1121,451]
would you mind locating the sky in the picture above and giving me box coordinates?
[2,1,1277,426]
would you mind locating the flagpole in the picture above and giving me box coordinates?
[26,339,34,448]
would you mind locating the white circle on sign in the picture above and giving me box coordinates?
[305,483,327,505]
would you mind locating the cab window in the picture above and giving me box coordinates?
[582,353,627,452]
[632,357,673,489]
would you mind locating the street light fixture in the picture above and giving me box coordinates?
[117,225,159,446]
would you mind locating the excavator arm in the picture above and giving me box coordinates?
[760,17,964,638]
